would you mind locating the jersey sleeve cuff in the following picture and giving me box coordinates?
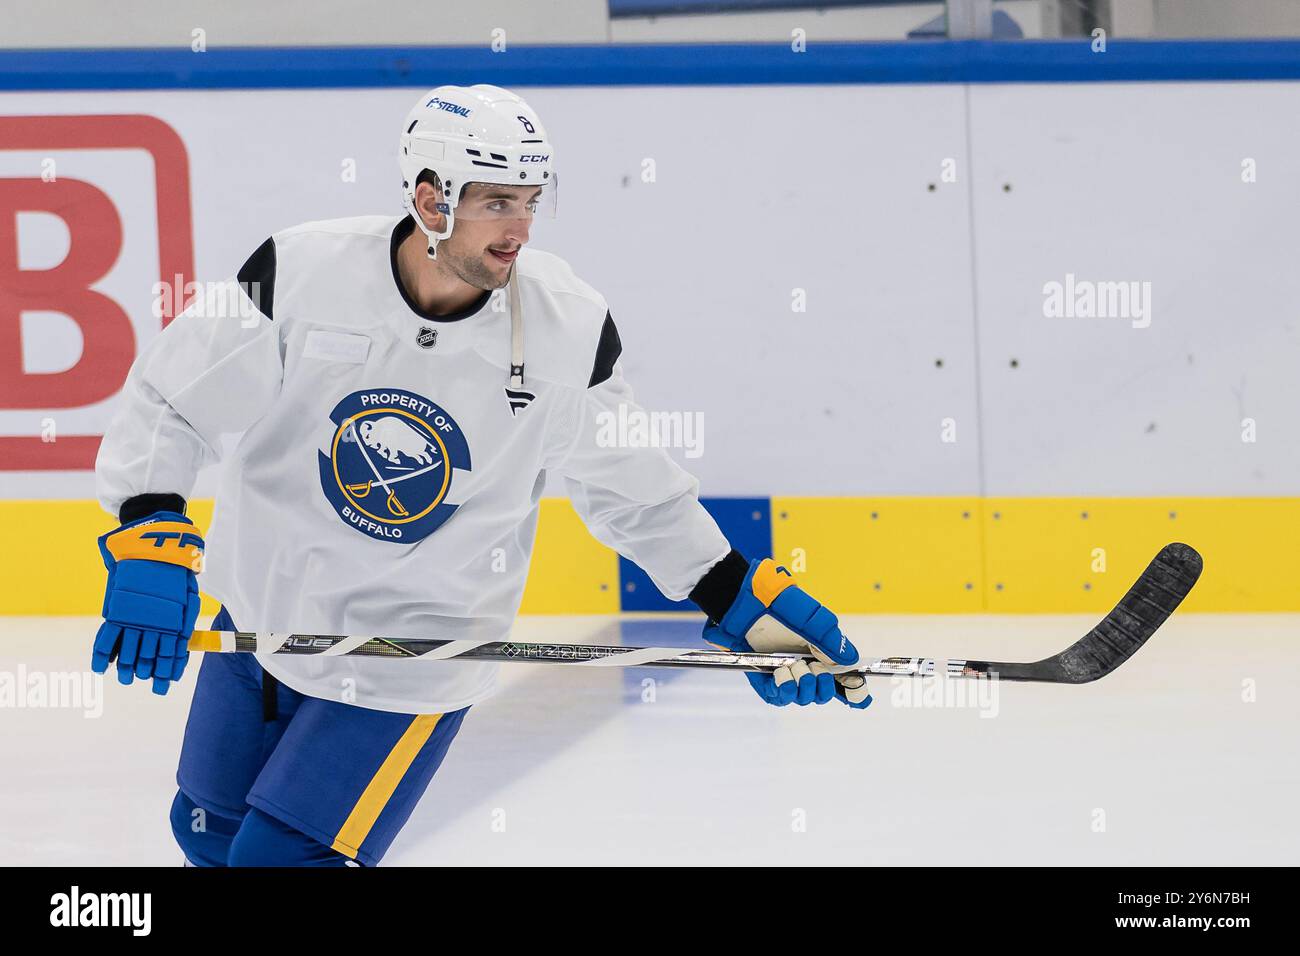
[688,549,749,623]
[119,493,188,525]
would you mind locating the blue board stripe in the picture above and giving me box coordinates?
[619,497,771,612]
[2,40,1299,91]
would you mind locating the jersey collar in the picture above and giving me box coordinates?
[389,215,491,323]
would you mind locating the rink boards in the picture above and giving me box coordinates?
[1,494,1294,614]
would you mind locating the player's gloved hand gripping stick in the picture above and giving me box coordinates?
[92,512,204,695]
[705,558,872,709]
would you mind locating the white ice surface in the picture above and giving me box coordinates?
[0,613,1295,865]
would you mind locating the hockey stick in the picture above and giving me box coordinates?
[187,542,1202,685]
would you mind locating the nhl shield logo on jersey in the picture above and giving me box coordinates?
[318,389,472,542]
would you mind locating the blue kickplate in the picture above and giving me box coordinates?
[618,497,771,612]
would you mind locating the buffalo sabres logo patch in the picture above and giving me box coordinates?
[318,388,472,542]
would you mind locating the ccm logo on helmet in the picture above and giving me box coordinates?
[520,154,550,162]
[425,97,472,118]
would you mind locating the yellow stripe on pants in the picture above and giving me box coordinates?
[330,712,444,859]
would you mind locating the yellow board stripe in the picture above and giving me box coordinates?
[516,498,620,614]
[980,496,1300,613]
[772,496,989,613]
[330,712,443,859]
[773,496,1300,612]
[1,496,1295,615]
[0,497,615,616]
[0,499,221,616]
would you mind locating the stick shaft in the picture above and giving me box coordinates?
[183,544,1201,686]
[188,630,998,680]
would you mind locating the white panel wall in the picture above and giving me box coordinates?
[968,81,1300,495]
[1,80,1296,500]
[537,85,981,497]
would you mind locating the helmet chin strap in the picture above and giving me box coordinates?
[412,205,453,260]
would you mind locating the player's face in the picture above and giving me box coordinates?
[439,184,538,289]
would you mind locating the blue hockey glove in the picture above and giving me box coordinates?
[92,511,203,695]
[704,558,871,709]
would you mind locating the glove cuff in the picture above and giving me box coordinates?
[100,512,204,571]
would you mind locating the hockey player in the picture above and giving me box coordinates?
[92,84,872,867]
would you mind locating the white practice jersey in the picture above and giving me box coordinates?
[96,215,731,714]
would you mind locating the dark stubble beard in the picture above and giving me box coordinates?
[439,239,510,291]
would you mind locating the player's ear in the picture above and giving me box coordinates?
[414,177,447,233]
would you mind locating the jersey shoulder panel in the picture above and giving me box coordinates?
[262,215,402,331]
[515,247,606,310]
[514,248,614,390]
[274,214,399,244]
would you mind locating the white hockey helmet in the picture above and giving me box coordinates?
[398,84,556,258]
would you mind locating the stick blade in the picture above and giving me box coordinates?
[1033,542,1203,684]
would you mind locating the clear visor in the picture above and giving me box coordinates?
[449,178,557,221]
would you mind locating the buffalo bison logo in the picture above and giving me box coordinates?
[318,389,472,542]
[355,416,436,465]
